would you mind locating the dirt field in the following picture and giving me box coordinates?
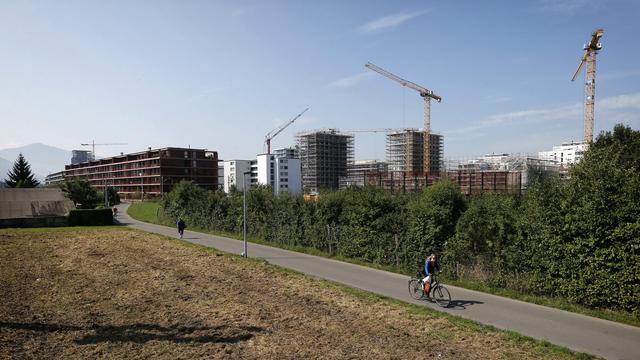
[0,228,582,359]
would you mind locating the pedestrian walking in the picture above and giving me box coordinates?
[177,218,186,239]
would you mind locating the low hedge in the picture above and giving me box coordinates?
[68,209,113,226]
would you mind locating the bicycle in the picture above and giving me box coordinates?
[407,273,451,308]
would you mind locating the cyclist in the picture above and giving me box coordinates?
[418,254,440,295]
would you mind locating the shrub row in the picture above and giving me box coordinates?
[68,208,113,226]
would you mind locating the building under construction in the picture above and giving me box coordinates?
[386,130,443,175]
[359,153,559,195]
[339,160,388,189]
[297,129,354,192]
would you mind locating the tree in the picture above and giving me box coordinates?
[4,153,40,188]
[101,187,121,206]
[555,124,640,311]
[60,179,101,209]
[406,180,467,267]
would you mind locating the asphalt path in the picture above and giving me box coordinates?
[116,203,640,359]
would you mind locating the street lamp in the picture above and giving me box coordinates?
[139,171,143,202]
[242,171,251,257]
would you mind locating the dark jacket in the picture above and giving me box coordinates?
[177,220,186,230]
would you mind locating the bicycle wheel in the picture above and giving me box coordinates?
[432,285,451,308]
[408,279,424,300]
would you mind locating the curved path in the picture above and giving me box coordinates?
[116,204,639,359]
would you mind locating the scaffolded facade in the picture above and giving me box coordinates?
[386,130,443,175]
[296,129,354,193]
[339,160,388,189]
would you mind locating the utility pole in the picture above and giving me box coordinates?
[242,171,251,257]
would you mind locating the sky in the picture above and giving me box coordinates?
[1,0,639,161]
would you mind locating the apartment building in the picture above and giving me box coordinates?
[64,147,218,197]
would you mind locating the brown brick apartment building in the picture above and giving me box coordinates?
[64,147,218,197]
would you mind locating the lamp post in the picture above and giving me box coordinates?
[242,171,251,257]
[139,171,143,202]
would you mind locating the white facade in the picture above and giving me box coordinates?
[223,160,252,192]
[217,164,224,190]
[272,146,298,159]
[538,142,588,167]
[256,154,302,195]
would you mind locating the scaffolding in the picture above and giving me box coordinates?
[296,129,354,193]
[386,130,443,175]
[358,154,560,195]
[443,154,561,193]
[339,160,388,189]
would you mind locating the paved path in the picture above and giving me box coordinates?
[116,204,640,359]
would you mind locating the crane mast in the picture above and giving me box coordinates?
[571,28,604,143]
[80,141,127,160]
[264,108,309,154]
[365,62,441,177]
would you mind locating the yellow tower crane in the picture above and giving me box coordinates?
[365,62,441,177]
[571,28,604,143]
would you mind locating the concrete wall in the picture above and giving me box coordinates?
[0,188,75,219]
[0,216,68,228]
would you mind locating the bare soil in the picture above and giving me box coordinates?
[0,229,577,359]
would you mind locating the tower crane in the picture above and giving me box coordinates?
[264,108,309,154]
[342,128,417,133]
[80,141,127,160]
[343,128,420,173]
[571,28,604,143]
[365,62,441,176]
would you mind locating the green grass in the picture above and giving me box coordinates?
[126,201,169,224]
[126,201,639,328]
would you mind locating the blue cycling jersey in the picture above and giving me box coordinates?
[424,260,440,275]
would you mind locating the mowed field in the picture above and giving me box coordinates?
[0,228,589,359]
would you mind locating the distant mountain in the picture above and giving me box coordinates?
[0,143,71,180]
[0,157,11,181]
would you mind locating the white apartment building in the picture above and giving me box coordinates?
[217,164,224,190]
[223,160,252,192]
[256,153,302,195]
[223,149,301,194]
[538,142,588,167]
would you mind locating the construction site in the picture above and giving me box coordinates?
[296,129,354,193]
[264,29,604,196]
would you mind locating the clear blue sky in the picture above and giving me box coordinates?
[1,0,639,161]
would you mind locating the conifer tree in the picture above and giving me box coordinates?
[4,153,40,188]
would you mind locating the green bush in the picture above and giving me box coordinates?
[68,209,113,226]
